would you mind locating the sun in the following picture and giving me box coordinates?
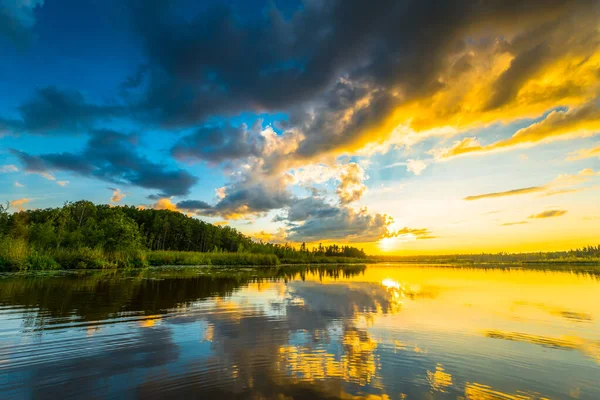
[378,234,417,252]
[378,237,399,252]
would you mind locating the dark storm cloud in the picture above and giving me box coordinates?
[5,0,594,163]
[172,123,265,163]
[11,129,197,197]
[20,87,124,134]
[0,0,43,47]
[2,87,124,136]
[176,199,213,211]
[121,0,589,160]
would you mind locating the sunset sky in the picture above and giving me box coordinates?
[0,0,599,254]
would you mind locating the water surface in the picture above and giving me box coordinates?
[1,264,599,399]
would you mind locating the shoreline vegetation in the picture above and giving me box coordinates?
[373,248,600,265]
[1,200,598,272]
[0,201,368,271]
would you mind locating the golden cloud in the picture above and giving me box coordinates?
[109,188,126,203]
[152,198,178,212]
[437,101,600,159]
[501,221,528,226]
[10,198,30,211]
[567,145,600,161]
[528,209,567,219]
[465,168,599,201]
[464,186,545,201]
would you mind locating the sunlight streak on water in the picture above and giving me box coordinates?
[0,265,599,399]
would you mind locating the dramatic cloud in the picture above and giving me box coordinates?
[529,209,568,219]
[122,0,599,162]
[11,130,197,197]
[172,190,403,243]
[174,160,369,220]
[0,0,43,46]
[438,101,600,159]
[2,0,600,251]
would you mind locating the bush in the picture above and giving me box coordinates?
[0,237,29,271]
[27,251,61,270]
[51,247,106,269]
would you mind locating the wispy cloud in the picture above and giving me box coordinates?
[56,180,69,187]
[39,172,55,181]
[501,221,528,226]
[0,164,18,173]
[10,198,30,211]
[566,145,600,161]
[380,159,430,175]
[465,169,600,201]
[464,186,545,201]
[542,188,584,197]
[394,227,436,240]
[14,181,24,187]
[529,209,568,219]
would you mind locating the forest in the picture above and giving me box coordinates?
[374,246,600,265]
[0,200,367,271]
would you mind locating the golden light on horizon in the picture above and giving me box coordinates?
[378,234,417,252]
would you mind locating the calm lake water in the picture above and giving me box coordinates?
[1,264,599,399]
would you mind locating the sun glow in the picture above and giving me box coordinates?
[381,278,400,290]
[378,234,417,252]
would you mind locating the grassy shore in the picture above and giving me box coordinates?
[0,238,369,271]
[372,253,600,265]
[3,236,600,272]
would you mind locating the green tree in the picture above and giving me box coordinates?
[99,211,142,252]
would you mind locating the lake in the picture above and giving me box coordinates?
[1,264,599,399]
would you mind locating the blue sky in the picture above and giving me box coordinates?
[1,0,599,253]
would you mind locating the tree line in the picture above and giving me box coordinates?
[0,200,366,263]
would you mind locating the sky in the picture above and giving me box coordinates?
[0,0,599,255]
